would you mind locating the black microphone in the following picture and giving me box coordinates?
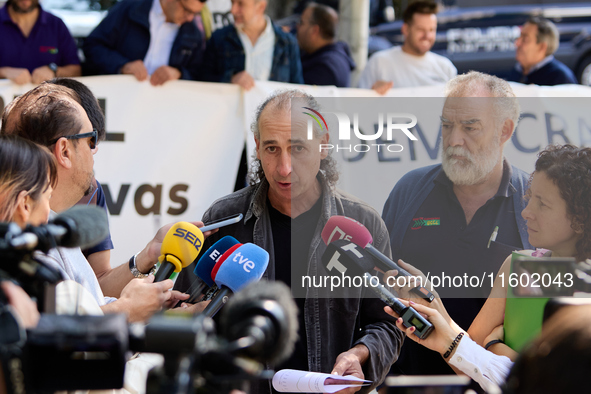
[321,216,434,303]
[9,205,109,252]
[321,240,433,339]
[220,280,299,365]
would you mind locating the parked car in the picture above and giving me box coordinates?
[42,0,112,47]
[369,3,591,85]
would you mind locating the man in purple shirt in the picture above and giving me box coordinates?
[0,0,81,84]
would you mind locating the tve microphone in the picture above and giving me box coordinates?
[200,242,242,303]
[186,236,240,303]
[154,222,204,282]
[10,205,109,252]
[210,243,242,281]
[321,216,435,303]
[202,243,269,317]
[220,281,298,365]
[321,240,433,339]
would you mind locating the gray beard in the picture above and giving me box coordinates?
[442,144,501,186]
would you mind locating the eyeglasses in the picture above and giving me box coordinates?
[49,130,98,151]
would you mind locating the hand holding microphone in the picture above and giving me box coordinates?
[135,219,214,278]
[119,220,204,320]
[154,222,204,282]
[384,259,445,310]
[322,240,433,339]
[118,275,177,322]
[383,299,464,358]
[321,216,435,303]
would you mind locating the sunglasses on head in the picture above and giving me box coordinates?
[49,130,98,150]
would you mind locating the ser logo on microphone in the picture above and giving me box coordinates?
[173,227,203,249]
[232,252,256,273]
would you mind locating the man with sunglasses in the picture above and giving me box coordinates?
[0,82,210,322]
[52,130,98,149]
[83,0,207,85]
[46,78,122,298]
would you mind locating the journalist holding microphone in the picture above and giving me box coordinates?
[0,82,213,322]
[0,135,55,327]
[384,144,591,391]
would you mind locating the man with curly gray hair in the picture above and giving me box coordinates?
[175,89,402,393]
[382,71,532,376]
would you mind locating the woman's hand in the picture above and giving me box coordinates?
[384,260,452,322]
[384,299,463,356]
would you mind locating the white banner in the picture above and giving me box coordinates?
[0,77,589,265]
[0,76,245,265]
[324,84,591,211]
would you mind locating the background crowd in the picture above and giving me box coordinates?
[0,0,581,90]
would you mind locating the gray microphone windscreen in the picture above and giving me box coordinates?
[221,280,299,365]
[53,205,109,249]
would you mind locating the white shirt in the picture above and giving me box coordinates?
[236,15,275,81]
[56,280,104,315]
[33,212,117,307]
[35,246,116,307]
[448,335,512,392]
[144,0,180,75]
[358,46,457,89]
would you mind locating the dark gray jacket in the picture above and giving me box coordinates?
[175,176,403,392]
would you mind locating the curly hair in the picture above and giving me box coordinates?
[531,144,591,262]
[248,89,339,188]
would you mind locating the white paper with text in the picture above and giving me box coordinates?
[272,369,371,393]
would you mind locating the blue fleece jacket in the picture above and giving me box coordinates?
[301,41,356,87]
[83,0,204,80]
[508,58,578,86]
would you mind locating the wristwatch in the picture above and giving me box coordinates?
[129,253,157,278]
[48,62,58,76]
